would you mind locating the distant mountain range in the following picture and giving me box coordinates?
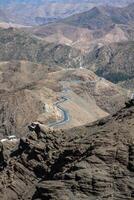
[63,3,134,29]
[0,0,132,145]
[28,2,134,86]
[0,9,9,22]
[0,0,134,25]
[0,3,134,199]
[0,2,134,86]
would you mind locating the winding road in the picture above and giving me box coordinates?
[50,78,103,128]
[1,96,70,143]
[49,96,70,127]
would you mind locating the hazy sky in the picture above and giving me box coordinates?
[0,0,134,5]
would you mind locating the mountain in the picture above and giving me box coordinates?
[118,78,134,90]
[0,23,129,137]
[63,4,134,29]
[28,3,134,86]
[55,3,134,85]
[30,22,132,52]
[0,59,127,137]
[0,2,96,26]
[29,3,134,54]
[0,2,133,199]
[0,28,82,68]
[0,98,134,199]
[1,6,133,87]
[83,41,134,83]
[0,2,134,86]
[0,9,9,23]
[0,0,134,25]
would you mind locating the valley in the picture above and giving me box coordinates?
[0,2,133,138]
[0,1,134,200]
[0,60,127,138]
[0,1,133,139]
[26,3,134,86]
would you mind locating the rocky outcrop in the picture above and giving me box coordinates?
[0,142,6,170]
[0,102,134,199]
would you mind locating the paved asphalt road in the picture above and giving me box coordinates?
[49,96,70,127]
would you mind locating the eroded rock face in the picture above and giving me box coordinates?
[0,102,134,199]
[0,142,5,170]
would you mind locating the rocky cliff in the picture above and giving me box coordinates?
[0,100,134,199]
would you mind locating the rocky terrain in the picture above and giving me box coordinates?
[63,4,134,29]
[84,41,134,83]
[0,4,134,85]
[0,2,133,138]
[0,1,133,199]
[0,27,83,68]
[0,60,127,138]
[118,78,134,90]
[0,99,134,199]
[30,23,131,52]
[27,3,134,87]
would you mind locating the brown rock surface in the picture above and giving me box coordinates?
[0,101,134,199]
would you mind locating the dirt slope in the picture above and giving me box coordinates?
[30,23,129,52]
[0,61,127,137]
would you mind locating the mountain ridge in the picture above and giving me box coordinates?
[0,0,134,25]
[62,3,134,29]
[0,99,134,199]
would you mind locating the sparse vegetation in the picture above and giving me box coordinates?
[85,41,134,83]
[0,28,82,68]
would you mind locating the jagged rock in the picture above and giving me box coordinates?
[0,102,134,199]
[128,145,134,172]
[33,181,74,200]
[0,142,6,170]
[125,99,134,108]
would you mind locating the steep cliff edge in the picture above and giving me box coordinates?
[0,100,134,200]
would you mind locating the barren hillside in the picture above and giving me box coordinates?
[29,3,134,53]
[0,61,127,138]
[0,28,82,68]
[30,23,131,52]
[84,41,134,83]
[0,2,133,199]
